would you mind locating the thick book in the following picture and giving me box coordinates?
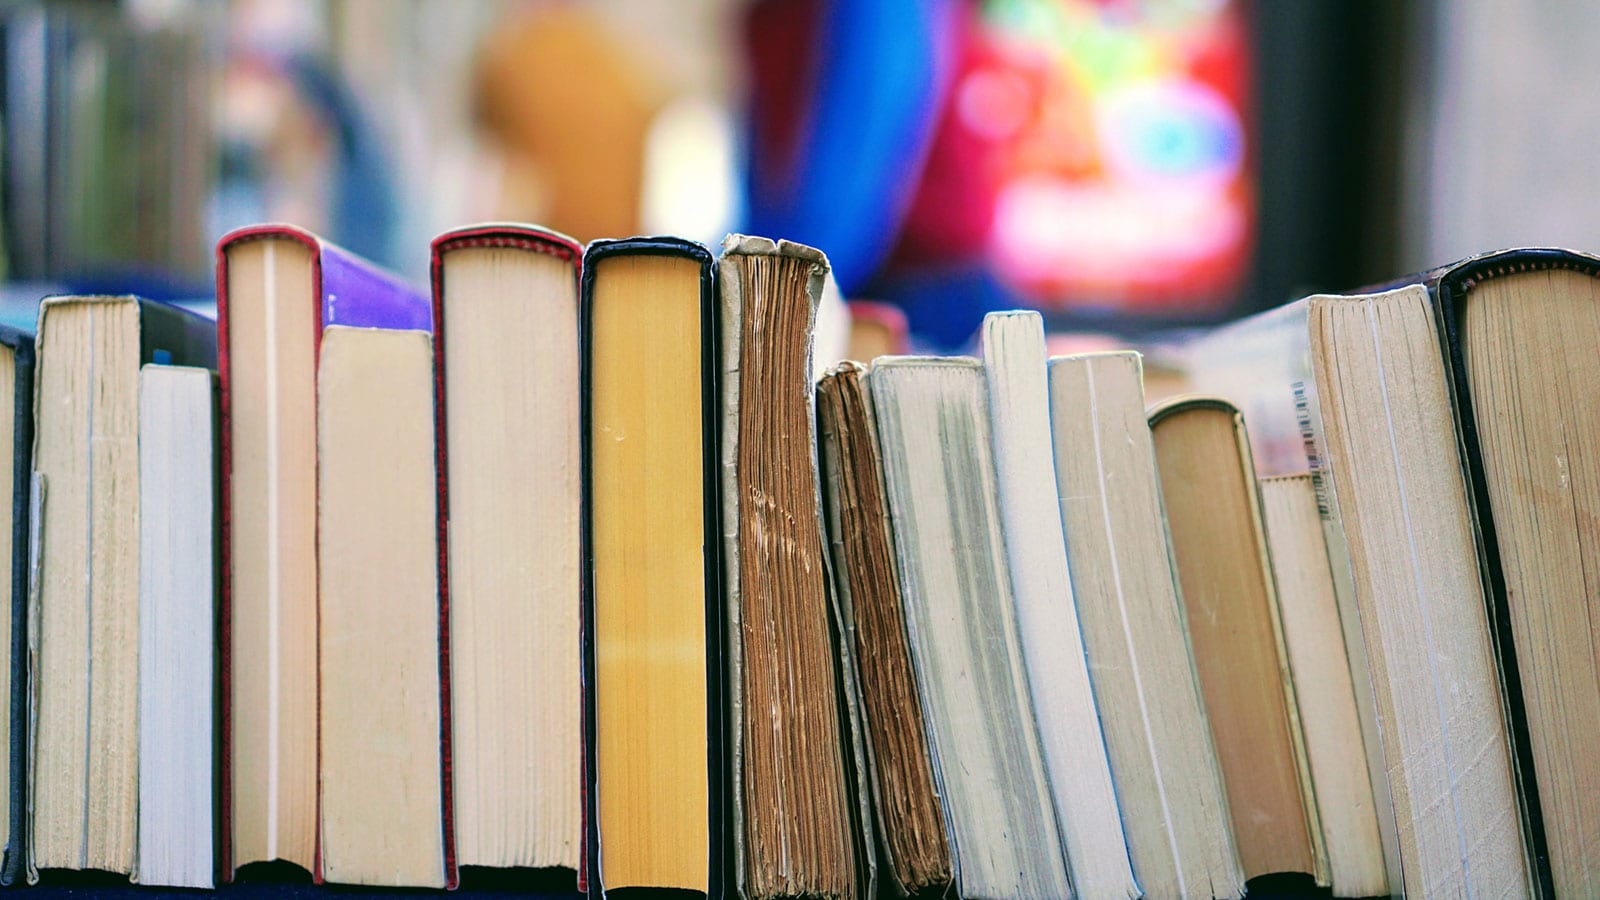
[580,237,724,899]
[718,236,872,900]
[29,296,215,883]
[1178,273,1545,896]
[1429,249,1600,898]
[215,225,450,885]
[0,326,32,888]
[431,224,584,877]
[1147,397,1325,885]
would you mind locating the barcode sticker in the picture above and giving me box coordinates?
[1292,380,1333,518]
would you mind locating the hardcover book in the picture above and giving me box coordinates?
[1148,397,1325,885]
[0,326,32,888]
[580,237,724,899]
[431,224,584,877]
[1430,249,1600,898]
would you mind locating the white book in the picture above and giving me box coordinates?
[137,364,216,888]
[980,312,1136,899]
[871,356,1071,900]
[1047,352,1245,900]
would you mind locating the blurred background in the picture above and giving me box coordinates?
[0,0,1594,351]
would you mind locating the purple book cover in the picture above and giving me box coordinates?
[319,241,431,332]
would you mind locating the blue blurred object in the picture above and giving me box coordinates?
[211,51,400,273]
[0,278,213,334]
[285,53,400,269]
[742,0,956,294]
[871,263,1015,352]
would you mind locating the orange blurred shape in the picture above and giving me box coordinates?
[846,300,911,362]
[475,6,668,242]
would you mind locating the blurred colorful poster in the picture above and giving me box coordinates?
[978,0,1253,315]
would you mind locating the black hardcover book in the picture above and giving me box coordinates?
[1426,248,1600,900]
[0,324,33,887]
[579,238,724,900]
[136,297,219,370]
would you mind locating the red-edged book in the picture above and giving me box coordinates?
[429,224,585,882]
[216,225,456,888]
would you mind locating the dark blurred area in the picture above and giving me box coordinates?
[0,0,1595,349]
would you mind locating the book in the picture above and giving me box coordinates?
[718,236,867,900]
[431,224,583,875]
[580,237,723,898]
[216,224,434,880]
[1146,397,1324,884]
[1179,284,1533,896]
[814,362,951,896]
[29,295,215,880]
[1435,249,1600,897]
[979,311,1135,899]
[0,326,32,888]
[137,364,218,889]
[1256,474,1387,896]
[869,356,1071,899]
[1045,351,1245,900]
[316,324,450,888]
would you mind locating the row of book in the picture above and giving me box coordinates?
[0,221,1593,899]
[586,240,1600,900]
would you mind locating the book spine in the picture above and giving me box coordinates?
[1,335,34,887]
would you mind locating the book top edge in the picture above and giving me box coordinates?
[431,223,582,263]
[719,234,828,267]
[584,236,713,265]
